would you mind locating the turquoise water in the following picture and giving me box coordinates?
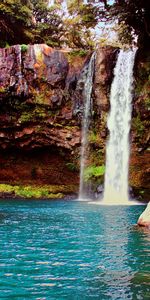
[0,200,149,299]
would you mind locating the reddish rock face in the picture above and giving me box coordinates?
[0,44,149,195]
[94,46,118,112]
[0,44,90,186]
[0,44,69,98]
[0,44,88,152]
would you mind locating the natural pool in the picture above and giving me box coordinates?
[0,199,149,299]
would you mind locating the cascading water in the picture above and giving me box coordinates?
[79,53,95,200]
[103,48,137,204]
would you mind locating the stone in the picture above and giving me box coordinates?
[137,202,150,228]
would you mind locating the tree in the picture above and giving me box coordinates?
[0,0,33,46]
[97,0,150,47]
[62,0,98,49]
[31,0,64,47]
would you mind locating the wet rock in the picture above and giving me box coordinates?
[94,46,118,112]
[137,202,150,228]
[95,184,104,199]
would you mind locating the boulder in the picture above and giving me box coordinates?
[137,202,150,228]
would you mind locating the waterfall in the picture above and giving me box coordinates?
[103,48,137,204]
[79,53,95,200]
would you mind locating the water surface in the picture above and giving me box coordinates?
[0,199,149,299]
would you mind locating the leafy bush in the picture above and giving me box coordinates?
[132,115,144,137]
[66,162,78,172]
[84,165,105,182]
[0,87,6,93]
[88,132,97,143]
[21,44,28,52]
[69,49,88,57]
[0,184,64,199]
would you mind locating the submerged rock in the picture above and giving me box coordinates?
[137,202,150,228]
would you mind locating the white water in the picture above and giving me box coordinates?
[103,49,137,205]
[79,53,95,200]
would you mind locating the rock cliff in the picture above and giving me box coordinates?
[0,44,149,199]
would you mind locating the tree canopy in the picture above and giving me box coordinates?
[106,0,150,47]
[0,0,150,48]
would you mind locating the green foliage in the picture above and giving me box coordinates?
[21,44,28,52]
[108,0,150,46]
[18,111,33,123]
[0,0,33,45]
[18,105,47,123]
[41,76,47,83]
[69,49,88,57]
[0,184,64,199]
[84,165,105,182]
[145,98,150,109]
[0,87,6,93]
[88,132,97,143]
[31,0,64,47]
[1,0,150,49]
[132,115,144,137]
[139,190,145,195]
[63,15,95,49]
[35,94,47,105]
[0,183,78,198]
[66,162,78,172]
[0,184,14,193]
[135,58,150,110]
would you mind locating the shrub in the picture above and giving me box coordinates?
[132,115,144,137]
[69,49,88,57]
[84,165,105,182]
[66,162,78,172]
[21,44,28,52]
